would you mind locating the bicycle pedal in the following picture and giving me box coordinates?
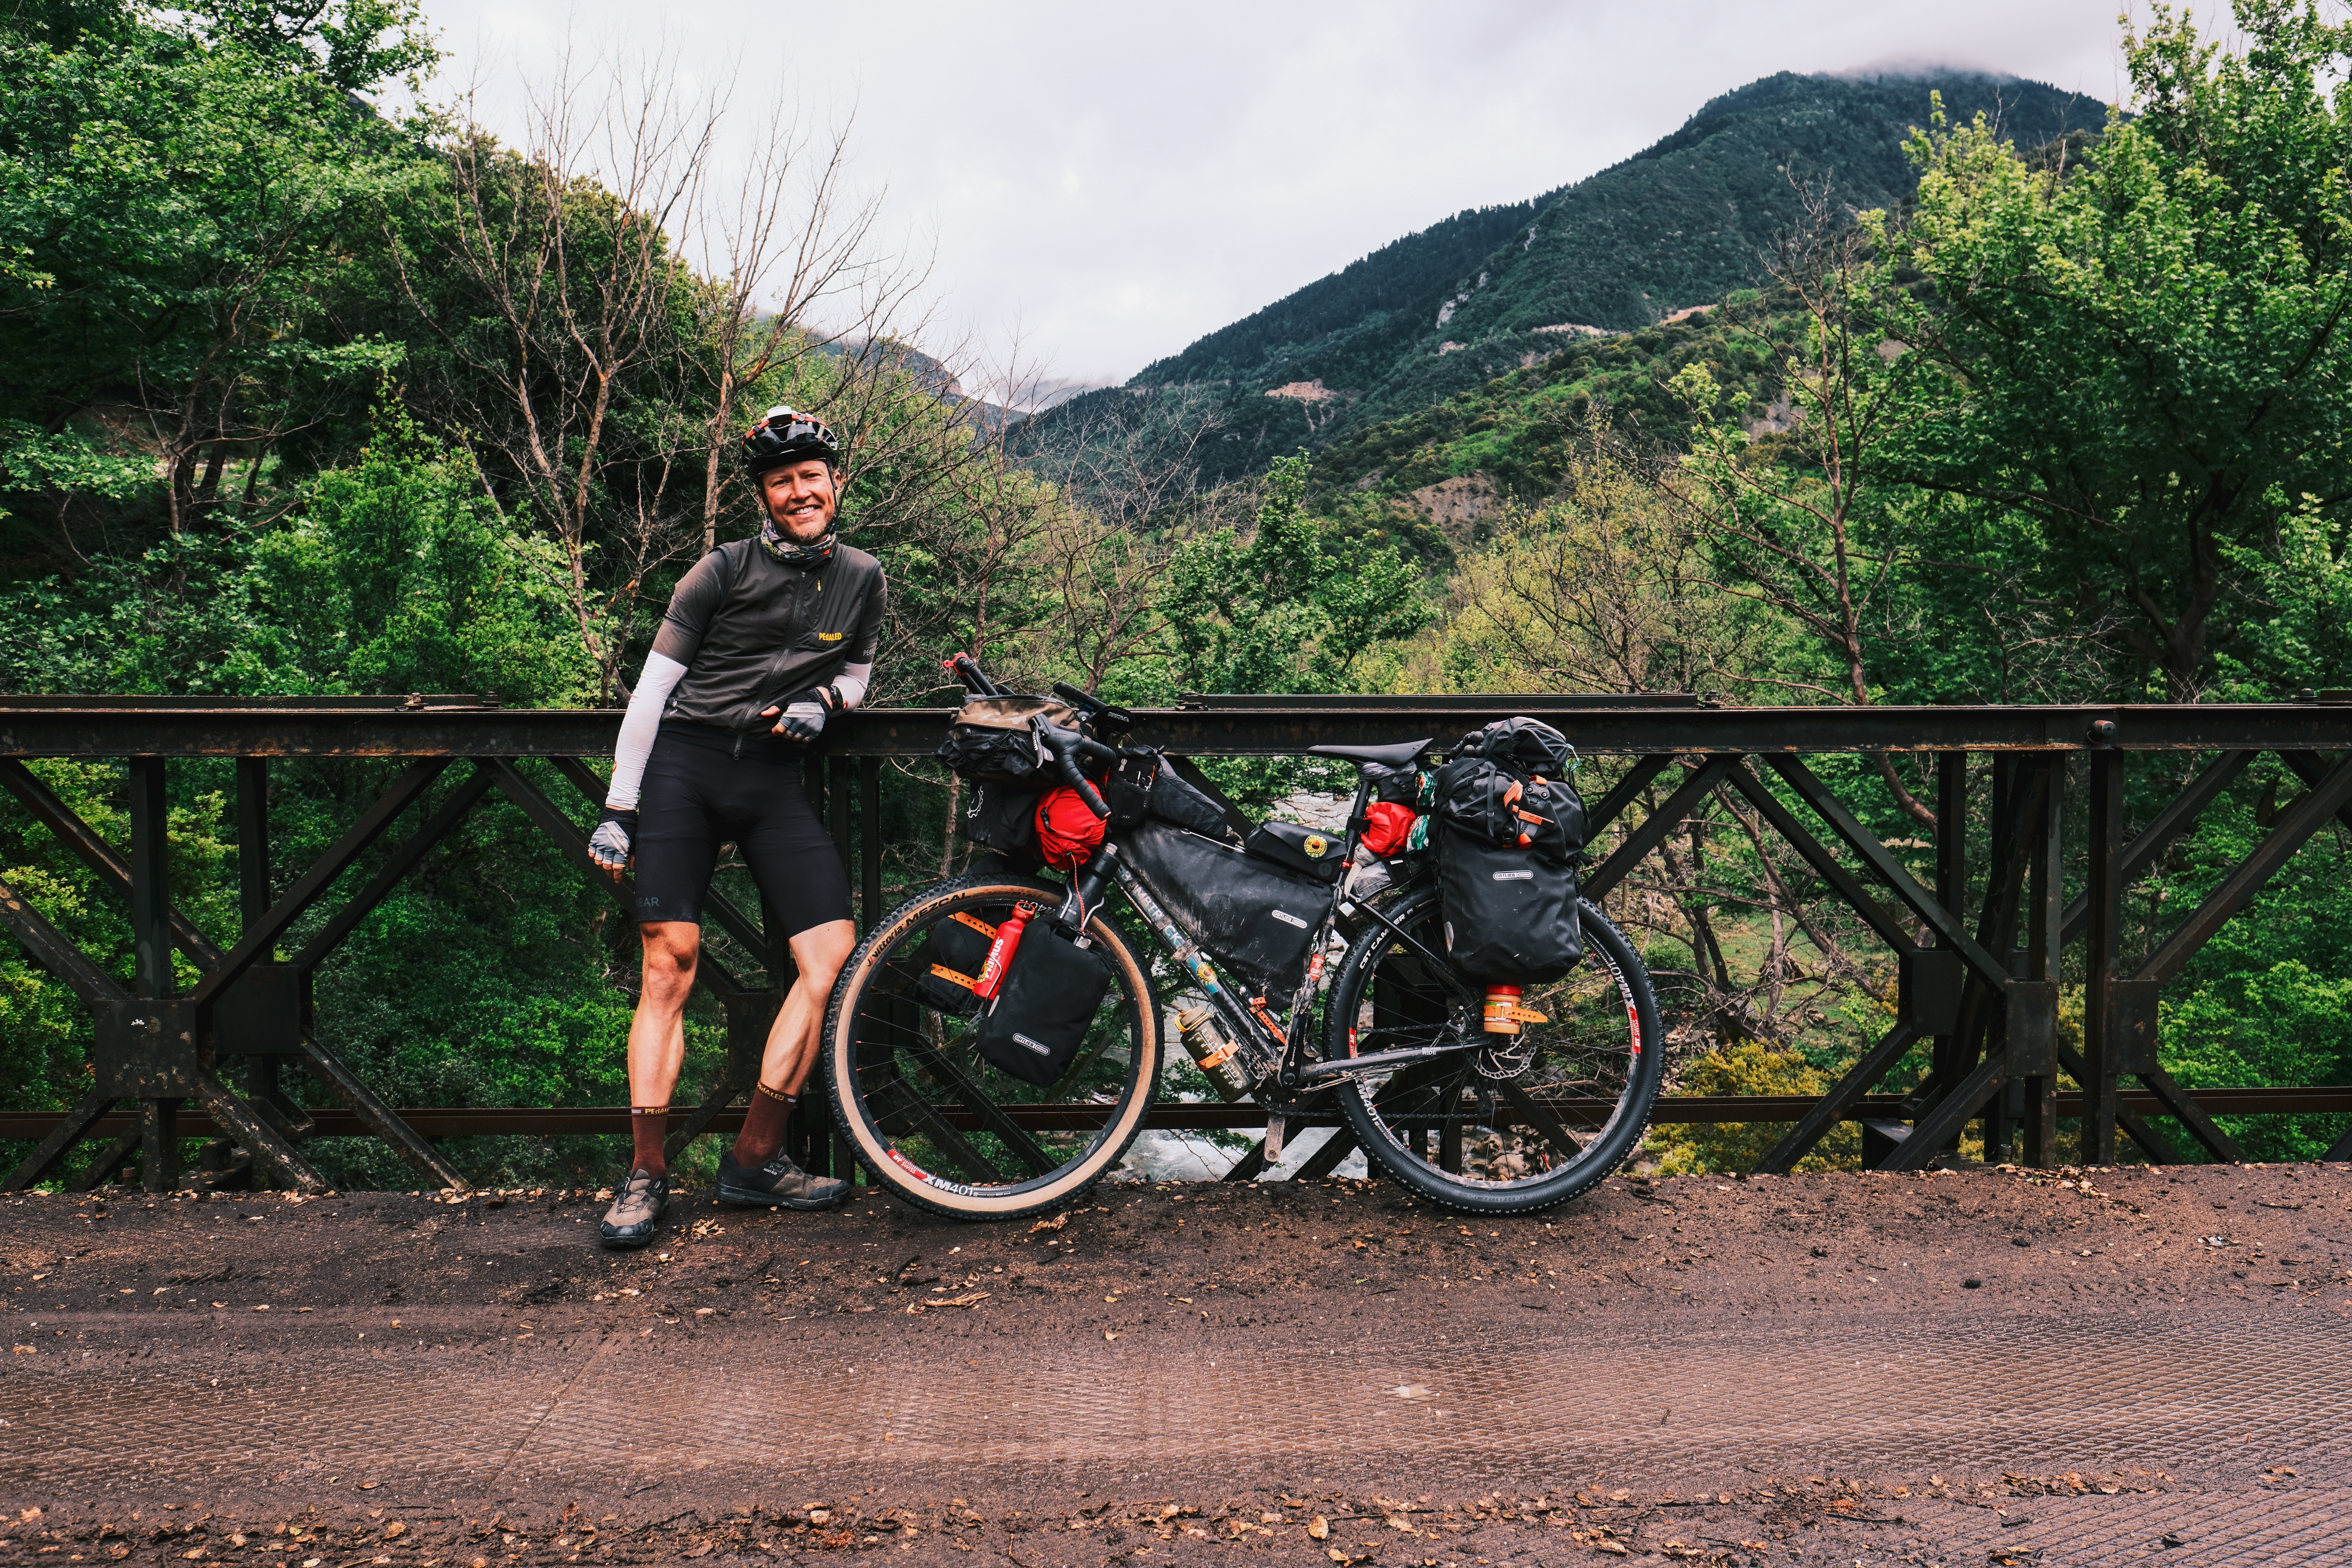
[1264,1114,1286,1163]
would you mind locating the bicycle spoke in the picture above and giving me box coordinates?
[864,1075,1008,1185]
[1498,1079,1584,1160]
[830,878,1160,1215]
[1328,885,1661,1207]
[899,1034,1058,1177]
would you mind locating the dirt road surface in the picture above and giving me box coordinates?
[4,1162,2349,1567]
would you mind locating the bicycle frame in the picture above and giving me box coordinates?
[1075,762,1487,1110]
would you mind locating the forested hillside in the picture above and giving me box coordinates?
[2,0,2348,1184]
[1030,70,2107,488]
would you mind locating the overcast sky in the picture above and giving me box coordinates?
[419,0,2135,396]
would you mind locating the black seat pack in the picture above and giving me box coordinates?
[1430,718,1587,984]
[1119,819,1332,1005]
[972,925,1113,1087]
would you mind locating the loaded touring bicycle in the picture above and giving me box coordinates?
[819,658,1664,1218]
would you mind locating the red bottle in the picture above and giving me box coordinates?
[971,903,1038,1002]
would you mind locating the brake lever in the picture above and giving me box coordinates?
[1031,717,1114,818]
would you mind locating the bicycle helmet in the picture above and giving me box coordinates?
[740,405,841,476]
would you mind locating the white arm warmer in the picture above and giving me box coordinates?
[834,661,873,710]
[604,652,690,810]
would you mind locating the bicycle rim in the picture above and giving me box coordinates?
[1328,887,1662,1213]
[824,874,1160,1221]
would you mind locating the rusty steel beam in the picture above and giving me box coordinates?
[188,759,451,1008]
[2133,754,2352,988]
[1582,758,1737,902]
[0,758,225,965]
[10,1085,2348,1143]
[8,700,2352,760]
[1756,1024,1919,1174]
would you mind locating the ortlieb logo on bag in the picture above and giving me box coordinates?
[1493,870,1533,881]
[1013,1033,1050,1056]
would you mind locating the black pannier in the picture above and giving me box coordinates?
[1430,759,1584,858]
[1244,819,1347,883]
[912,908,1000,1015]
[1430,718,1587,984]
[972,925,1113,1087]
[1432,824,1582,982]
[934,694,1077,786]
[1102,748,1234,838]
[1120,819,1332,1004]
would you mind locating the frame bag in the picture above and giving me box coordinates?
[1120,820,1331,1005]
[972,926,1114,1087]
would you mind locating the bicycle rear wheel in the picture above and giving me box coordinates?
[822,872,1161,1221]
[1325,885,1662,1213]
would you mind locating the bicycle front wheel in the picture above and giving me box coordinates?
[1325,885,1662,1213]
[822,873,1161,1221]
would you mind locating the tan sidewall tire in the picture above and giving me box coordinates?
[823,875,1161,1221]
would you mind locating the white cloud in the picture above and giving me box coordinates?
[412,0,2128,387]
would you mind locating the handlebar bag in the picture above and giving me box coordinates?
[973,925,1113,1087]
[962,779,1043,859]
[1121,819,1331,1005]
[935,695,1079,785]
[1244,819,1348,884]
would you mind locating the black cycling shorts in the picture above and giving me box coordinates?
[632,734,851,934]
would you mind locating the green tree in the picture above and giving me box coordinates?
[0,0,436,539]
[1868,0,2352,699]
[1164,451,1427,698]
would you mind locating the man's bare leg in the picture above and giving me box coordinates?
[601,921,702,1247]
[731,920,856,1172]
[624,921,701,1176]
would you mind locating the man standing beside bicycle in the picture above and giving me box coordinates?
[584,407,884,1248]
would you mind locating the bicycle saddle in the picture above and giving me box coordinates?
[1306,738,1433,768]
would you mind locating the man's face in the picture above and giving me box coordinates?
[760,459,837,541]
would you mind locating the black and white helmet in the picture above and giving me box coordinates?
[740,405,840,476]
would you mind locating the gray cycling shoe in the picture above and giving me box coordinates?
[598,1168,669,1248]
[718,1149,851,1210]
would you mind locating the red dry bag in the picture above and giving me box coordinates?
[1034,785,1108,869]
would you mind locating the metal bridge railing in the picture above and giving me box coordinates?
[3,693,2349,1193]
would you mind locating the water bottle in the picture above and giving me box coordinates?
[1176,1006,1255,1101]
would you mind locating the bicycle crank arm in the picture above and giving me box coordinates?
[1297,1040,1477,1084]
